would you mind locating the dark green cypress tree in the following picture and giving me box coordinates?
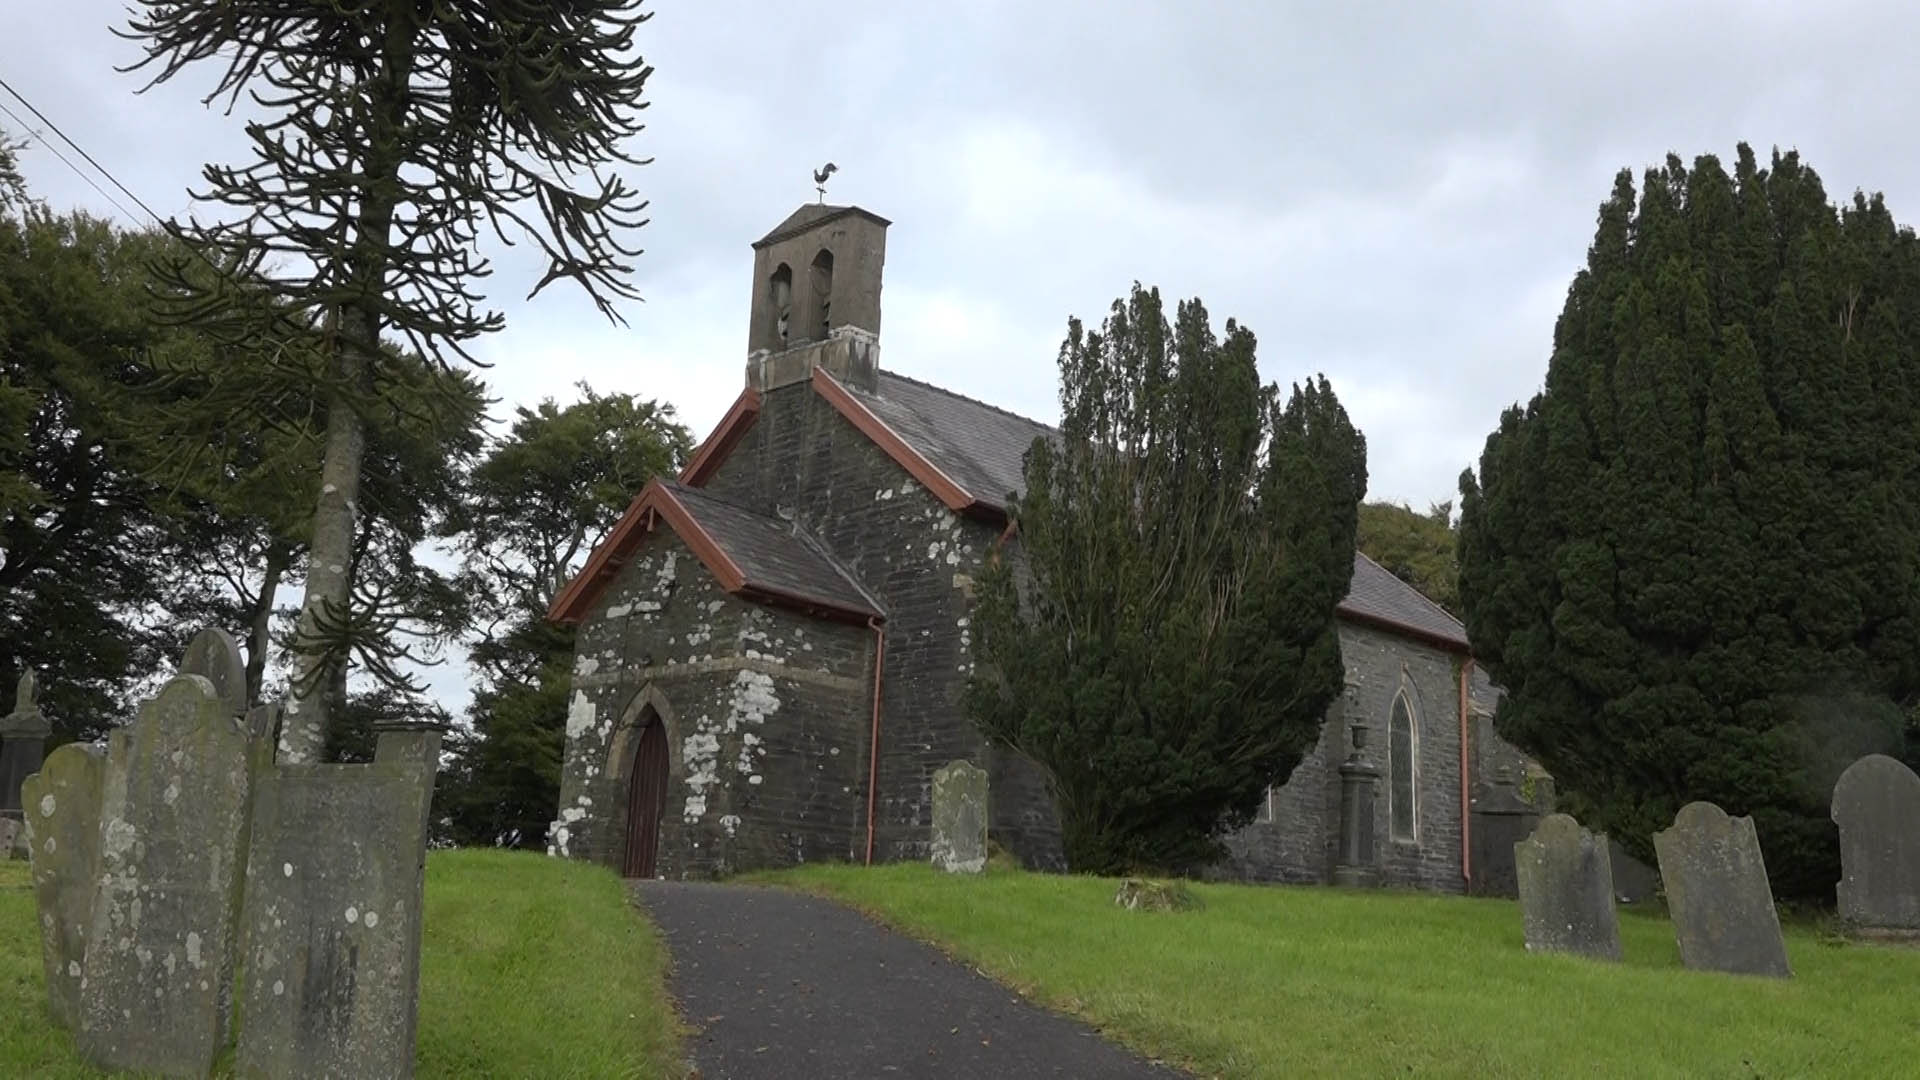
[968,285,1366,874]
[1459,147,1920,899]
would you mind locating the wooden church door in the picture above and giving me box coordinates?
[622,716,669,878]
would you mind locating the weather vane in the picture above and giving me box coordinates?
[813,162,838,203]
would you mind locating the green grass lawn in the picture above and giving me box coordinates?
[2,849,684,1079]
[770,863,1920,1079]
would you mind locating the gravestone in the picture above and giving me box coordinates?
[78,673,261,1075]
[2,671,52,856]
[21,742,108,1030]
[930,759,987,874]
[1830,754,1920,937]
[1653,801,1791,978]
[1470,766,1539,898]
[1332,722,1380,887]
[236,722,444,1079]
[1514,814,1622,961]
[179,627,250,719]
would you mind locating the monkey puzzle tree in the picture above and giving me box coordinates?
[1458,147,1920,899]
[124,0,656,761]
[968,285,1367,874]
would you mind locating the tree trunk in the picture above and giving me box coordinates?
[278,356,368,763]
[243,539,291,706]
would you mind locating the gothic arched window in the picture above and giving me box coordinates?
[770,263,793,346]
[810,249,834,338]
[1389,687,1418,841]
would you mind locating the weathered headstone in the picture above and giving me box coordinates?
[2,670,52,856]
[78,673,260,1075]
[21,742,108,1030]
[1831,754,1920,938]
[1470,766,1539,898]
[930,759,987,874]
[1653,801,1792,978]
[1332,722,1380,888]
[236,722,444,1079]
[179,627,250,719]
[1514,814,1622,961]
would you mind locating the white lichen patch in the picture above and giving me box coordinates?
[185,931,203,969]
[38,794,54,817]
[346,907,359,924]
[283,862,293,878]
[606,603,633,619]
[575,655,601,678]
[565,690,598,740]
[365,911,380,929]
[719,814,741,837]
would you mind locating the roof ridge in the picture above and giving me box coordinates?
[1353,549,1464,630]
[877,368,1059,434]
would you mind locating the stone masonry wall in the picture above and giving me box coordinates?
[701,384,1065,869]
[1221,622,1467,892]
[555,530,873,878]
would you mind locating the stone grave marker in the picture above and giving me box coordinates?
[1652,801,1792,978]
[1830,754,1920,937]
[179,627,250,719]
[930,760,987,874]
[21,742,107,1030]
[78,673,260,1075]
[2,670,52,856]
[1514,814,1622,961]
[236,722,444,1079]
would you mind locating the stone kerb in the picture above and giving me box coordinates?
[930,760,987,874]
[1652,801,1792,978]
[21,741,107,1030]
[1830,754,1920,938]
[235,721,444,1079]
[1513,814,1622,961]
[78,672,260,1076]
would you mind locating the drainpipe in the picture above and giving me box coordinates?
[863,615,886,865]
[1459,657,1473,889]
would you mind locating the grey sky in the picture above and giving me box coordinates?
[11,1,1920,708]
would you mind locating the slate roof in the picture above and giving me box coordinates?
[843,371,1470,651]
[666,482,883,619]
[853,372,1057,512]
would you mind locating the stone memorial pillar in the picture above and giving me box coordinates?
[1332,722,1380,888]
[1469,767,1539,899]
[1,671,51,856]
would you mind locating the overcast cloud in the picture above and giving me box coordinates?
[10,1,1920,711]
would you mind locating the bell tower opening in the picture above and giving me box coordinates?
[770,263,793,348]
[810,249,835,340]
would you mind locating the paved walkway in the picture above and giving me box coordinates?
[631,880,1185,1080]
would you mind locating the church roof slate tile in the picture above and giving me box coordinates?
[665,482,884,619]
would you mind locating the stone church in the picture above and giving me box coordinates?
[546,202,1538,892]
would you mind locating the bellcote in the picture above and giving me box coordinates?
[745,204,889,393]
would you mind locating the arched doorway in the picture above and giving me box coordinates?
[622,711,670,878]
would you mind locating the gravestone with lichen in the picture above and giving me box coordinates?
[235,721,444,1078]
[21,741,107,1030]
[1514,814,1622,961]
[2,670,52,857]
[1653,801,1792,978]
[1831,754,1920,939]
[930,760,987,874]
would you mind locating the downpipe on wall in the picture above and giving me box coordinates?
[864,615,886,865]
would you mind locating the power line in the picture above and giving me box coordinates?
[0,94,146,224]
[0,74,166,227]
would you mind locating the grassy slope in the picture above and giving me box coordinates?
[773,863,1920,1079]
[2,849,683,1079]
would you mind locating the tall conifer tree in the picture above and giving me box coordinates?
[1459,147,1920,898]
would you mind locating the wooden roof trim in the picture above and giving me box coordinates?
[1334,604,1472,656]
[678,387,762,486]
[547,480,747,625]
[810,366,976,513]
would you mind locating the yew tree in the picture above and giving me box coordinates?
[1458,147,1920,899]
[969,285,1367,874]
[125,0,656,761]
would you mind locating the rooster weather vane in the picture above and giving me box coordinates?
[814,162,837,203]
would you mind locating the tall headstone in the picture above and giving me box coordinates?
[179,627,250,719]
[1653,801,1792,978]
[78,673,260,1075]
[1470,766,1540,898]
[1514,814,1622,961]
[236,722,444,1079]
[930,759,988,874]
[2,670,52,855]
[1332,722,1380,888]
[21,742,107,1029]
[1830,754,1920,938]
